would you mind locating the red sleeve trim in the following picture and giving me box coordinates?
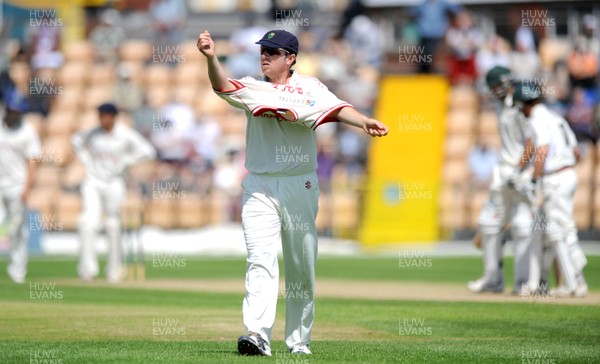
[313,103,353,130]
[213,79,246,94]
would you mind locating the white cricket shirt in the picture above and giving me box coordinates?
[496,94,531,168]
[529,103,577,174]
[0,120,41,189]
[72,122,156,183]
[215,72,352,176]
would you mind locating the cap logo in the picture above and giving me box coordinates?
[267,32,275,39]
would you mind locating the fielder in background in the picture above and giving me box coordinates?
[467,66,534,294]
[0,90,41,283]
[197,29,388,356]
[72,103,156,283]
[513,83,588,298]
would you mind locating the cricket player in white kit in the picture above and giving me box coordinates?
[467,67,534,294]
[72,103,155,283]
[0,90,40,283]
[513,84,588,298]
[197,29,388,356]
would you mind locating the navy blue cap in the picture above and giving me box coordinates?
[98,103,118,115]
[5,89,29,113]
[255,30,299,55]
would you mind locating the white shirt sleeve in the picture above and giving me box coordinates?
[24,123,41,161]
[71,129,93,168]
[215,75,352,130]
[122,127,156,169]
[213,77,255,112]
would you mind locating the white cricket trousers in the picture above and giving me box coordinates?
[528,169,579,291]
[1,185,27,282]
[241,171,319,350]
[77,179,126,282]
[477,165,533,287]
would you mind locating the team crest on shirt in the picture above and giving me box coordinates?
[305,181,312,189]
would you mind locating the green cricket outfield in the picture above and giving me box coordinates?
[0,256,599,363]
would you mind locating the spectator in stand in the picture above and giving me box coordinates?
[476,35,511,82]
[89,9,125,64]
[27,67,53,116]
[111,65,143,113]
[343,14,384,68]
[213,149,245,222]
[0,68,16,102]
[316,143,336,193]
[446,11,482,85]
[468,137,498,190]
[226,16,267,79]
[339,65,377,115]
[338,127,367,178]
[149,0,187,47]
[317,37,349,88]
[28,12,62,70]
[567,39,598,91]
[566,87,598,148]
[545,60,571,116]
[510,27,540,81]
[189,115,221,169]
[294,31,320,77]
[410,0,461,73]
[150,101,194,167]
[132,95,156,141]
[578,15,600,58]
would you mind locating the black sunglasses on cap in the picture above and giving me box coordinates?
[260,46,290,56]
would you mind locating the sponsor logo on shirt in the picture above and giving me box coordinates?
[278,95,315,107]
[273,84,304,94]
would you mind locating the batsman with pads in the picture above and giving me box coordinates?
[198,29,388,356]
[467,67,534,294]
[513,83,588,298]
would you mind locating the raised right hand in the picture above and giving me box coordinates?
[197,30,215,58]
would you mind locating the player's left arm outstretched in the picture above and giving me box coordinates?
[333,106,389,137]
[124,131,157,168]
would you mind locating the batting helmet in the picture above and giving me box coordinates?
[513,82,542,103]
[485,66,511,88]
[485,66,512,99]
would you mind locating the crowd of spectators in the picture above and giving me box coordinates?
[1,0,598,231]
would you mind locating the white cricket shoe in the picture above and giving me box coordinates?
[574,283,588,298]
[467,278,504,293]
[550,286,574,298]
[7,266,25,284]
[290,345,312,355]
[8,272,25,284]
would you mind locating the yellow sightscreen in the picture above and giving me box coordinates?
[359,75,448,244]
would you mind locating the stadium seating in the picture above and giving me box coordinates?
[55,192,82,231]
[45,111,76,137]
[176,194,206,228]
[62,41,94,63]
[331,191,360,237]
[15,27,597,238]
[119,40,152,63]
